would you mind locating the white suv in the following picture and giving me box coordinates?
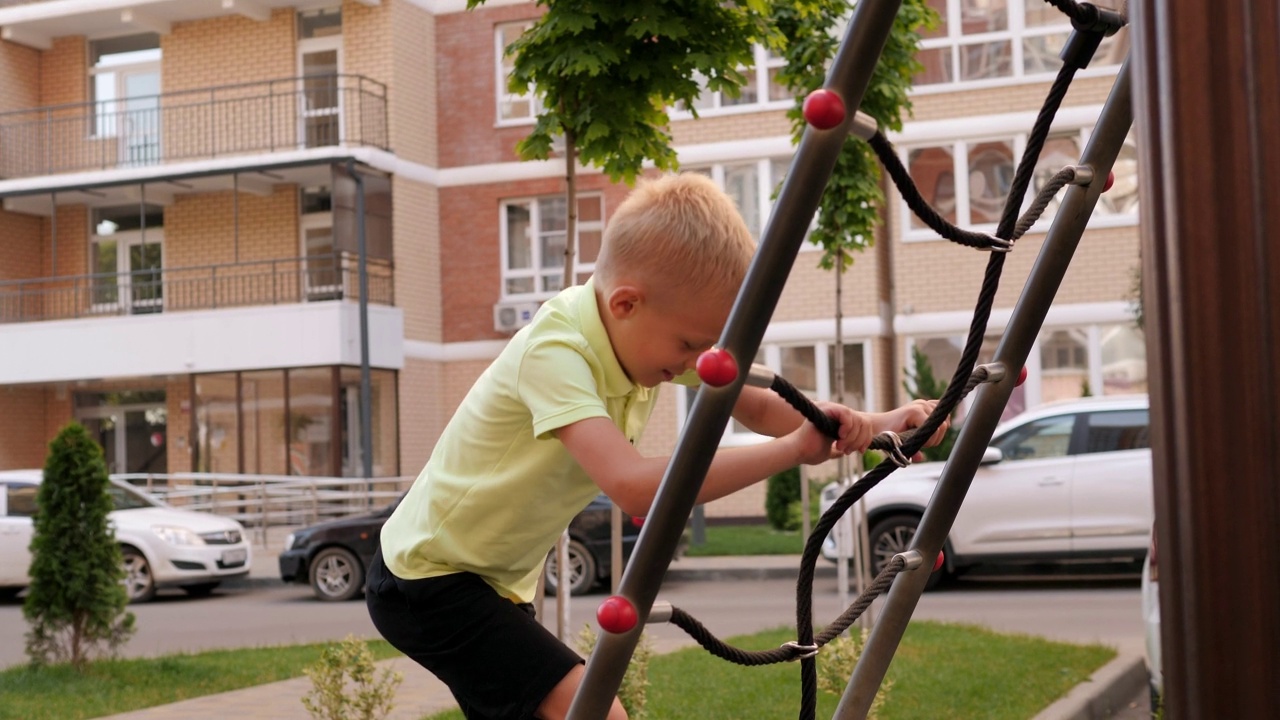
[820,395,1153,589]
[0,471,251,603]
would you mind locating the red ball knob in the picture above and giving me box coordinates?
[1103,171,1115,193]
[1016,366,1028,387]
[597,596,638,634]
[696,348,739,388]
[802,89,846,131]
[933,551,945,573]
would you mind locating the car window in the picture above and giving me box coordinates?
[4,483,38,517]
[1080,409,1150,454]
[992,414,1076,460]
[107,483,160,511]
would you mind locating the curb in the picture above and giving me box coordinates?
[1031,652,1148,720]
[224,561,836,591]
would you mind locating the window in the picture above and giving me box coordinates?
[687,157,793,241]
[901,128,1139,240]
[90,204,164,313]
[916,0,1128,90]
[89,34,161,164]
[501,194,604,298]
[680,45,790,114]
[992,413,1074,460]
[298,8,343,148]
[496,21,542,123]
[4,483,37,517]
[1082,410,1149,454]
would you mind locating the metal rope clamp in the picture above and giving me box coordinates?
[781,641,820,660]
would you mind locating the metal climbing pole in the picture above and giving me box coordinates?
[565,2,906,717]
[836,58,1135,720]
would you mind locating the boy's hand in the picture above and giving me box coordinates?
[877,399,951,450]
[788,401,875,465]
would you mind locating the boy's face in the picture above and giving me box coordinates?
[606,283,732,388]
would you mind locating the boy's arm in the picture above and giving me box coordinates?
[554,415,838,517]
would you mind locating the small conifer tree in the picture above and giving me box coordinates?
[903,346,958,462]
[24,422,135,670]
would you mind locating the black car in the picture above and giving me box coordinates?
[279,494,669,601]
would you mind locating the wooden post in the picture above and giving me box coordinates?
[1130,2,1280,717]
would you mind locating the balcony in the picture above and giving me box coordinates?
[0,74,389,180]
[0,252,394,324]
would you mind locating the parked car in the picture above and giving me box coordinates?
[819,395,1153,589]
[0,470,251,603]
[1141,530,1162,712]
[279,493,668,601]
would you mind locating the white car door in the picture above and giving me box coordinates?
[1070,408,1154,554]
[950,413,1077,557]
[0,482,37,586]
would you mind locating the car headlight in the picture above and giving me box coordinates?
[285,532,312,550]
[284,532,296,550]
[152,525,206,546]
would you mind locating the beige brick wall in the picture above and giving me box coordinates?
[774,252,881,324]
[0,38,38,111]
[0,386,50,469]
[388,0,436,167]
[393,177,441,342]
[909,75,1119,123]
[669,108,791,147]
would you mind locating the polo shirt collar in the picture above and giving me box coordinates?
[578,278,638,399]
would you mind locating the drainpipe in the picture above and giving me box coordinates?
[347,160,374,488]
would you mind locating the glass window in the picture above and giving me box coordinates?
[496,21,541,122]
[1081,410,1149,454]
[501,194,604,298]
[907,146,957,231]
[4,483,38,517]
[289,368,334,477]
[827,343,867,409]
[1097,134,1140,216]
[680,44,791,114]
[1040,328,1089,402]
[89,34,161,140]
[1031,132,1081,219]
[917,0,1124,89]
[194,373,240,474]
[339,368,400,477]
[967,140,1015,225]
[298,7,342,39]
[992,414,1075,460]
[1100,323,1147,395]
[686,159,791,242]
[242,371,288,476]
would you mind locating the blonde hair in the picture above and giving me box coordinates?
[593,173,755,301]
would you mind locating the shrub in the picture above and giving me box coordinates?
[902,347,958,462]
[24,422,135,671]
[576,625,653,719]
[816,628,892,718]
[765,467,802,531]
[301,635,403,720]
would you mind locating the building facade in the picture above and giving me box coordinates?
[0,0,1141,519]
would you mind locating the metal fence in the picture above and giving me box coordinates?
[0,74,389,178]
[0,251,394,323]
[113,472,415,547]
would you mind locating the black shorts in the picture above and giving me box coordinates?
[365,546,583,720]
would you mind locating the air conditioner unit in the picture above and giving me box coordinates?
[493,300,542,333]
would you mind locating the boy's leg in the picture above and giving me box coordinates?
[535,663,628,720]
[365,546,585,719]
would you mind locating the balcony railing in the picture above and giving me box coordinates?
[0,252,394,323]
[0,74,389,179]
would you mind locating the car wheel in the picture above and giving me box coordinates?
[309,547,365,602]
[544,539,596,596]
[181,582,220,597]
[867,515,946,591]
[121,546,156,603]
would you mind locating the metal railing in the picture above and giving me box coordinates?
[0,74,389,178]
[0,251,394,323]
[114,472,415,547]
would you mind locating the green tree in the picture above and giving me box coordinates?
[765,466,803,531]
[24,422,135,670]
[467,0,774,282]
[773,0,939,271]
[902,346,958,462]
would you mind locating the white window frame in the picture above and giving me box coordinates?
[495,20,543,126]
[499,193,604,300]
[672,44,791,118]
[898,126,1138,243]
[686,157,816,249]
[913,0,1127,94]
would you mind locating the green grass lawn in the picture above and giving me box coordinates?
[0,640,402,720]
[685,522,807,556]
[426,621,1115,720]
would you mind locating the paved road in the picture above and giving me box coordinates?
[0,570,1147,670]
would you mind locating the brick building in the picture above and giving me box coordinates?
[0,0,1141,520]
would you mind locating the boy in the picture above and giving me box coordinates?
[366,173,947,720]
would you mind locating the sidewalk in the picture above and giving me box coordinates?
[95,538,1144,720]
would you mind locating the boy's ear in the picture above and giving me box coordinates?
[606,284,644,320]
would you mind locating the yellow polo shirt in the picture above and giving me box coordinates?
[380,279,661,602]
